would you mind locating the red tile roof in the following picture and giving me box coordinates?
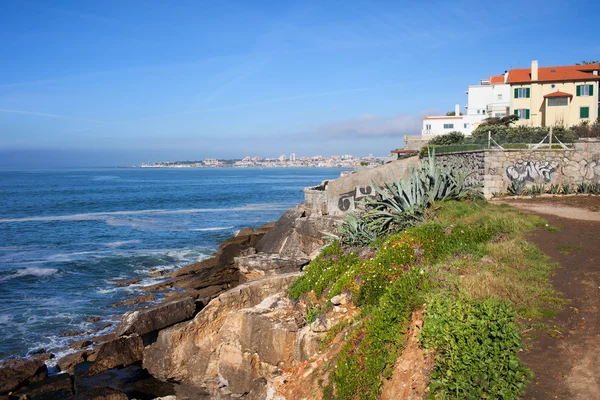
[507,64,600,83]
[489,74,505,84]
[543,91,573,98]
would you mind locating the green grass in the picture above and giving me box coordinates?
[288,200,560,400]
[557,245,583,255]
[546,225,561,232]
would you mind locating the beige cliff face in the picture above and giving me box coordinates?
[142,273,304,396]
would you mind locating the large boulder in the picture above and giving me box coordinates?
[88,334,144,375]
[0,356,48,394]
[115,297,196,337]
[255,209,305,254]
[143,273,301,389]
[56,350,93,373]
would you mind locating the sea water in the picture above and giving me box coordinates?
[0,167,344,361]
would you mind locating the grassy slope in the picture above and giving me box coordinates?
[288,200,563,400]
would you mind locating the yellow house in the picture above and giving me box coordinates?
[508,61,600,127]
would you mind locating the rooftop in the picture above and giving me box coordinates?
[507,63,600,84]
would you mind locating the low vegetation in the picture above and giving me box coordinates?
[288,157,563,399]
[503,181,600,197]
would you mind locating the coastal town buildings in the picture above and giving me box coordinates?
[414,61,600,145]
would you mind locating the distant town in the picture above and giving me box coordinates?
[139,153,388,168]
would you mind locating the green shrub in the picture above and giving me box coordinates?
[428,131,466,146]
[421,295,531,399]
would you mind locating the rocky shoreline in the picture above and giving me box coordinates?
[0,205,340,399]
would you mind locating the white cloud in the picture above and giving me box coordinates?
[319,109,440,138]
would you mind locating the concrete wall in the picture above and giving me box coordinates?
[433,139,600,197]
[303,157,421,216]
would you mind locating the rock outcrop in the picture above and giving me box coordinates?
[88,334,144,375]
[235,253,309,281]
[0,356,48,394]
[143,273,305,397]
[115,296,196,337]
[10,373,74,399]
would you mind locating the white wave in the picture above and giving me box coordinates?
[0,267,58,282]
[0,314,13,324]
[0,203,289,224]
[105,240,142,248]
[189,226,234,232]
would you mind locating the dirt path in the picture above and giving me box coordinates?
[504,198,600,399]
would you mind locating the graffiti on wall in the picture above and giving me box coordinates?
[338,186,374,211]
[506,161,559,183]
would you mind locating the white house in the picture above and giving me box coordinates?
[421,73,511,138]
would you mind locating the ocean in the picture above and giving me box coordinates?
[0,167,344,362]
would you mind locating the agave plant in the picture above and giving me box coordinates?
[578,182,591,194]
[334,150,482,246]
[562,184,571,194]
[325,212,379,247]
[549,184,560,194]
[507,180,525,196]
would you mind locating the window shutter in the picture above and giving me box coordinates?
[590,85,594,96]
[576,85,581,96]
[514,109,518,116]
[514,88,518,98]
[526,88,530,98]
[526,109,530,119]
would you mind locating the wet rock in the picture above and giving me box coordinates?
[115,297,196,337]
[169,257,216,279]
[111,277,142,287]
[69,340,92,350]
[57,351,92,373]
[148,270,165,278]
[88,334,144,375]
[87,317,102,323]
[12,373,73,399]
[0,357,48,394]
[73,386,128,400]
[111,294,156,308]
[143,280,173,292]
[76,363,176,400]
[61,330,85,337]
[92,333,116,344]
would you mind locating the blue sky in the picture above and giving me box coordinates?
[1,0,599,167]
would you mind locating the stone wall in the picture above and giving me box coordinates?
[307,156,420,216]
[403,135,430,151]
[432,139,600,197]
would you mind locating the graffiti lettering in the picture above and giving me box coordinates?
[506,161,558,183]
[338,186,373,211]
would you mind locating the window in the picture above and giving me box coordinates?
[464,123,469,129]
[425,124,431,130]
[514,88,530,98]
[576,85,594,96]
[443,124,454,129]
[514,109,530,119]
[548,97,569,106]
[497,94,503,100]
[580,107,590,119]
[495,113,506,117]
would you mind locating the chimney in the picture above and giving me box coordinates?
[504,70,508,83]
[531,60,538,81]
[455,104,460,116]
